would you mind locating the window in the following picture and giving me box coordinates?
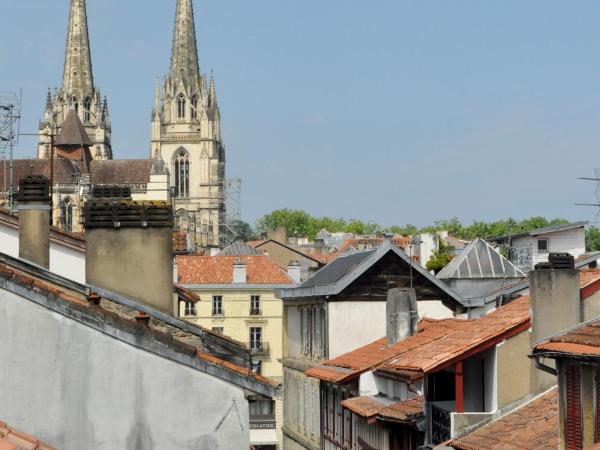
[191,94,198,119]
[211,327,224,335]
[71,96,78,113]
[301,305,327,360]
[250,295,261,315]
[174,150,190,198]
[83,97,92,123]
[184,301,196,316]
[212,296,223,316]
[249,399,274,419]
[250,327,262,351]
[537,239,549,254]
[177,94,186,119]
[61,198,73,231]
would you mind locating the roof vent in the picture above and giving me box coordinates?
[92,185,132,200]
[84,200,173,229]
[535,253,575,270]
[16,176,49,203]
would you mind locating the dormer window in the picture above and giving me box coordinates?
[177,94,186,119]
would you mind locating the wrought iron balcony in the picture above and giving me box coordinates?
[431,403,451,445]
[249,342,269,356]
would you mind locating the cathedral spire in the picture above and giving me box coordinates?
[62,0,94,97]
[208,72,218,109]
[170,0,200,82]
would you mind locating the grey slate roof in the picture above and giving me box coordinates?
[219,241,263,256]
[278,241,469,307]
[490,221,588,243]
[55,110,92,146]
[437,238,526,280]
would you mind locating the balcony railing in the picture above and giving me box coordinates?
[249,308,262,316]
[212,309,224,317]
[431,403,452,445]
[249,342,269,355]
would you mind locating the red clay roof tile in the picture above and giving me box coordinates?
[0,421,57,450]
[176,255,294,285]
[448,389,558,450]
[341,396,424,424]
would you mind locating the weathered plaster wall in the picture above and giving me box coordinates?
[0,289,250,450]
[497,331,532,408]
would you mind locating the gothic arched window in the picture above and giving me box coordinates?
[83,98,92,123]
[177,94,186,119]
[61,198,74,232]
[174,150,190,198]
[191,95,199,119]
[71,96,79,113]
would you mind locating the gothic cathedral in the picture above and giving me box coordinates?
[38,0,112,162]
[152,0,226,249]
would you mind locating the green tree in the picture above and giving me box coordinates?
[228,220,256,242]
[426,240,454,274]
[587,226,600,252]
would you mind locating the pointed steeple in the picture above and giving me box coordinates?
[62,0,94,97]
[170,0,200,83]
[45,89,53,111]
[154,81,162,113]
[208,72,218,109]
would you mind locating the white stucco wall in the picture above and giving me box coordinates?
[0,289,250,450]
[327,301,386,359]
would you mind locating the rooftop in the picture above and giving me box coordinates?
[0,252,277,398]
[341,396,424,425]
[447,388,558,450]
[176,255,295,286]
[90,159,154,185]
[54,109,92,147]
[218,241,263,256]
[489,221,588,243]
[0,421,56,450]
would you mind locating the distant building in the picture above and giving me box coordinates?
[176,251,297,450]
[248,239,325,282]
[489,221,588,273]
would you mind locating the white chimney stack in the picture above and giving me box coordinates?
[288,261,301,284]
[233,260,247,284]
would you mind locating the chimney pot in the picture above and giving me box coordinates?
[87,292,101,307]
[386,288,418,346]
[135,312,151,327]
[17,176,51,269]
[287,261,302,284]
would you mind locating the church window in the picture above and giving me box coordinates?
[191,95,199,120]
[83,98,92,123]
[71,97,79,113]
[61,198,74,232]
[177,94,186,119]
[174,150,190,198]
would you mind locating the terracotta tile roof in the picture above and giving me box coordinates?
[0,421,57,450]
[448,389,558,450]
[0,259,277,393]
[174,284,200,303]
[341,396,424,424]
[311,252,340,264]
[173,231,188,254]
[306,318,467,383]
[338,237,411,254]
[534,318,600,358]
[176,255,294,285]
[0,159,79,187]
[378,297,531,377]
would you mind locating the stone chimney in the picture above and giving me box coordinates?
[17,176,50,269]
[233,260,247,284]
[530,253,581,391]
[84,200,175,315]
[288,260,301,284]
[267,227,287,244]
[386,288,418,346]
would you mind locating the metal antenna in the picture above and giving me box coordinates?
[0,92,22,213]
[576,169,600,226]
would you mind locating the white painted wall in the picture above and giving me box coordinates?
[327,301,386,359]
[0,289,250,450]
[0,221,85,284]
[511,228,586,271]
[418,300,453,320]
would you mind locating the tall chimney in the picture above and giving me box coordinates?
[287,260,301,284]
[386,288,418,346]
[233,260,247,284]
[530,253,580,391]
[84,200,175,315]
[17,176,50,269]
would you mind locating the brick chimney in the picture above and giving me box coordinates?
[17,176,50,268]
[530,253,581,391]
[386,288,418,346]
[233,260,247,284]
[84,200,175,315]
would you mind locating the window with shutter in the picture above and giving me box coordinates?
[566,365,583,450]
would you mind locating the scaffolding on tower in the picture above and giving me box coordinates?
[0,91,21,213]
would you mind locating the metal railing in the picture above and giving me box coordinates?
[431,403,451,445]
[249,308,262,316]
[249,342,269,355]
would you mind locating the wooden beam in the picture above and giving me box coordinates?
[456,361,464,414]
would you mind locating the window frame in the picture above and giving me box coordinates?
[184,301,196,316]
[212,295,223,316]
[537,238,549,254]
[250,295,261,316]
[177,94,186,119]
[250,327,262,350]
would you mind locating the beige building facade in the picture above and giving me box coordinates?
[176,254,296,450]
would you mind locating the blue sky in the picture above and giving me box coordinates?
[3,1,600,227]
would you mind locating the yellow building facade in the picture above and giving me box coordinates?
[176,254,296,450]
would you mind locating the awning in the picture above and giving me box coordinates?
[250,429,278,446]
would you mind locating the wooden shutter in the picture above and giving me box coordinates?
[566,365,583,450]
[596,368,600,443]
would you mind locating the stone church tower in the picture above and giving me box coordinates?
[39,0,112,161]
[152,0,225,249]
